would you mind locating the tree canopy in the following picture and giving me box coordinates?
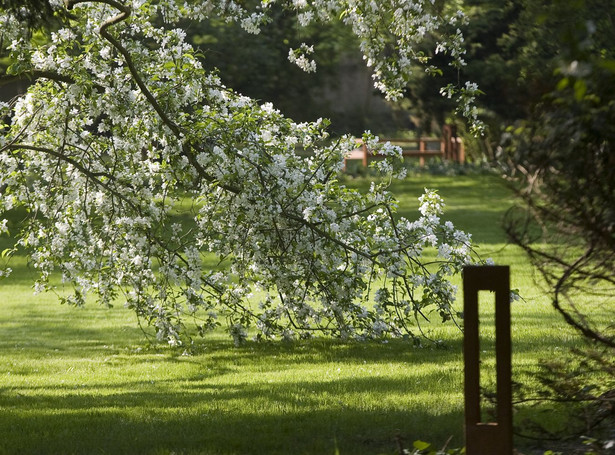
[0,0,483,346]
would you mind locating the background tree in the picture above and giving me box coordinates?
[1,0,56,27]
[501,0,615,346]
[401,0,615,153]
[180,6,423,136]
[498,0,615,443]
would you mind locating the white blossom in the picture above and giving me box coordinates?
[0,0,485,345]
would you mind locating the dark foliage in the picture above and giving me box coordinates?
[180,8,402,135]
[502,48,615,350]
[498,3,615,448]
[1,0,56,28]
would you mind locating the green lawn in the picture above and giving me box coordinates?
[0,173,596,454]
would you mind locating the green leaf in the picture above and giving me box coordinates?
[413,440,431,451]
[573,79,587,101]
[556,77,569,91]
[6,62,22,76]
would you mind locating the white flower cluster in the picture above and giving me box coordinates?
[288,44,317,73]
[0,0,485,345]
[440,81,485,136]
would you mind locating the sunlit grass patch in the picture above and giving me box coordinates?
[0,173,609,454]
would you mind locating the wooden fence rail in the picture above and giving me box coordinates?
[344,125,464,168]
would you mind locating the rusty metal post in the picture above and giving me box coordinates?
[463,265,513,455]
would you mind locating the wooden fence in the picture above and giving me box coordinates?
[344,125,465,168]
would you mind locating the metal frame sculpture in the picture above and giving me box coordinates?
[463,265,513,455]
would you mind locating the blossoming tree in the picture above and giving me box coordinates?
[0,0,483,346]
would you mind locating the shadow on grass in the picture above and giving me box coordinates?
[0,296,466,454]
[0,373,465,455]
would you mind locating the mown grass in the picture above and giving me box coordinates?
[0,172,602,454]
